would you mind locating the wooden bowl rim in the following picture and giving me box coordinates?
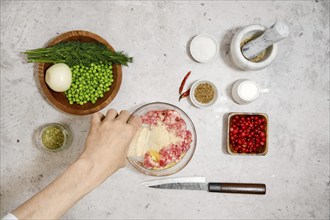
[38,30,122,115]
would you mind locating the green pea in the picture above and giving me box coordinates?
[65,63,118,104]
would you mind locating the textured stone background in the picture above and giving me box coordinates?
[1,1,329,219]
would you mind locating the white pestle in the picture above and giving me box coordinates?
[241,22,289,60]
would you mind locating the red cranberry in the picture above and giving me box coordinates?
[230,114,267,154]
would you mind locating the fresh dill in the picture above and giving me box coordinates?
[24,41,133,67]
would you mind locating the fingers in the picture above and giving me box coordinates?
[128,115,142,130]
[104,109,118,121]
[103,109,139,126]
[91,112,104,126]
[116,110,130,122]
[92,112,104,124]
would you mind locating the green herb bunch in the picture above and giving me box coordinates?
[24,41,133,67]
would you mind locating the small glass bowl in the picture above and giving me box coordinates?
[36,123,73,152]
[127,102,197,176]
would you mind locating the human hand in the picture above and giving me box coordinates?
[11,109,141,220]
[79,109,142,187]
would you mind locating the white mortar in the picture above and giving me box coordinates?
[230,24,278,71]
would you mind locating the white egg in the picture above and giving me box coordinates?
[45,63,72,92]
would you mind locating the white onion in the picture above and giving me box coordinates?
[45,63,72,92]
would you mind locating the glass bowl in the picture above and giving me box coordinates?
[127,102,197,176]
[36,123,73,152]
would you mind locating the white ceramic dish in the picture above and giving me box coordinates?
[190,80,218,108]
[231,79,270,104]
[230,24,278,71]
[190,34,219,63]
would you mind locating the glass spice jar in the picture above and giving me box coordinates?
[36,123,73,152]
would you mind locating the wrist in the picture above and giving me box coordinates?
[69,157,99,193]
[75,155,117,190]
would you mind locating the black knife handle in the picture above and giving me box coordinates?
[208,182,266,195]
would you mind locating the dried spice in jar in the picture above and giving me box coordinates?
[37,123,72,152]
[194,83,215,104]
[41,125,65,150]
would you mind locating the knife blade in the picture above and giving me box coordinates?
[141,177,266,195]
[141,177,208,190]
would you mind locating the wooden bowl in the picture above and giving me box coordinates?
[38,30,122,115]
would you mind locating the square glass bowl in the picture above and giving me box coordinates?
[227,112,268,155]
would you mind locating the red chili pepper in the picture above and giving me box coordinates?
[179,71,191,95]
[179,88,190,101]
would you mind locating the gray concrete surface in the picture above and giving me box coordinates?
[1,1,329,219]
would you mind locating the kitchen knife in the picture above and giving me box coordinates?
[141,177,266,195]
